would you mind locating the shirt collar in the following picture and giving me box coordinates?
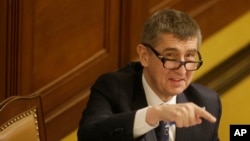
[142,74,176,106]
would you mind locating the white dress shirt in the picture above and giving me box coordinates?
[133,75,176,141]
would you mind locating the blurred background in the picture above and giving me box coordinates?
[0,0,249,141]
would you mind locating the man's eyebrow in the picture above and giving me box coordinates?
[162,47,198,52]
[162,47,178,52]
[187,49,198,52]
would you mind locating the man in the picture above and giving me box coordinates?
[77,9,221,141]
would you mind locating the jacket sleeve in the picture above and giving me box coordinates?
[77,73,137,141]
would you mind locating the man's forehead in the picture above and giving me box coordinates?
[158,34,198,45]
[158,36,198,52]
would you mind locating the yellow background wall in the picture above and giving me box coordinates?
[196,11,250,141]
[194,11,250,80]
[219,76,250,140]
[61,11,250,141]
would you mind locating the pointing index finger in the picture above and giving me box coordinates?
[196,106,216,123]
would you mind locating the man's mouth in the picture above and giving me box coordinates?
[170,78,184,81]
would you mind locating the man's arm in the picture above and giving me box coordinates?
[146,102,216,127]
[77,73,136,141]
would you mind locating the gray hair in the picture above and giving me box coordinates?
[141,9,202,48]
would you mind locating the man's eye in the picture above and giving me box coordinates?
[165,53,175,58]
[185,53,198,61]
[186,53,196,57]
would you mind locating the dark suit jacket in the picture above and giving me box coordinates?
[77,62,222,141]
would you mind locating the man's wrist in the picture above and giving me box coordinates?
[146,106,161,126]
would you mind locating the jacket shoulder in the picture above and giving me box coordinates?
[182,83,221,107]
[95,62,142,84]
[188,83,218,96]
[184,83,221,117]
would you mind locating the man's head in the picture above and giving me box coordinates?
[137,9,203,101]
[141,8,202,48]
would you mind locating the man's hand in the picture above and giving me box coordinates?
[146,102,216,127]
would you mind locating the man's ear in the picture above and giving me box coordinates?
[137,44,149,67]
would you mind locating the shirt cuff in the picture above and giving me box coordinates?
[133,106,158,138]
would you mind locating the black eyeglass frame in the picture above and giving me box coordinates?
[142,43,203,71]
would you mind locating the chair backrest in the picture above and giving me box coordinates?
[0,94,47,141]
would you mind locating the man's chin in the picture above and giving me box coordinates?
[168,88,185,95]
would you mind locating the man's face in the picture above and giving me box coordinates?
[139,34,199,101]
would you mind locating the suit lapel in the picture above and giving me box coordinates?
[132,71,148,110]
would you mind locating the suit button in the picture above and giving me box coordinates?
[111,128,124,136]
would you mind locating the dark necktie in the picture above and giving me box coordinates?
[155,121,169,141]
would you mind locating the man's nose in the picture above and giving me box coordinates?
[174,63,187,74]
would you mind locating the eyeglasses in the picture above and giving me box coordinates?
[142,43,203,71]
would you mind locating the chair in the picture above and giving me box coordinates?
[0,93,47,141]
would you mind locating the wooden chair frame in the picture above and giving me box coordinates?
[0,94,47,141]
